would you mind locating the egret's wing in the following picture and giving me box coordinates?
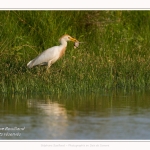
[27,46,59,68]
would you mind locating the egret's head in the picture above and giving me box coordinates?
[59,34,78,43]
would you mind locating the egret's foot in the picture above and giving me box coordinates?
[46,68,50,73]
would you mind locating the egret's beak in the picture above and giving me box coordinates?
[70,37,78,42]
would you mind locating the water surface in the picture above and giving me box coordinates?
[0,91,150,140]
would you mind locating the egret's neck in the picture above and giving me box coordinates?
[60,39,67,47]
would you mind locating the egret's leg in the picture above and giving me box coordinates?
[47,60,52,72]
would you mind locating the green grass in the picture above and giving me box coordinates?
[1,10,150,94]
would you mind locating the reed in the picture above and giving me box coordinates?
[1,11,150,94]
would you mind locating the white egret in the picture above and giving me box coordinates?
[27,34,78,70]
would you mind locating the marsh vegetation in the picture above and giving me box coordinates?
[1,11,150,94]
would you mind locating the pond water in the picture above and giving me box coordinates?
[0,91,150,140]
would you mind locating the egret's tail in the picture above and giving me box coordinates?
[27,60,34,68]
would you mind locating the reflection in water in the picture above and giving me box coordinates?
[0,91,150,139]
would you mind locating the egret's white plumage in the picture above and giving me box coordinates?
[27,34,78,69]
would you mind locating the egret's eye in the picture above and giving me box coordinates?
[68,36,71,39]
